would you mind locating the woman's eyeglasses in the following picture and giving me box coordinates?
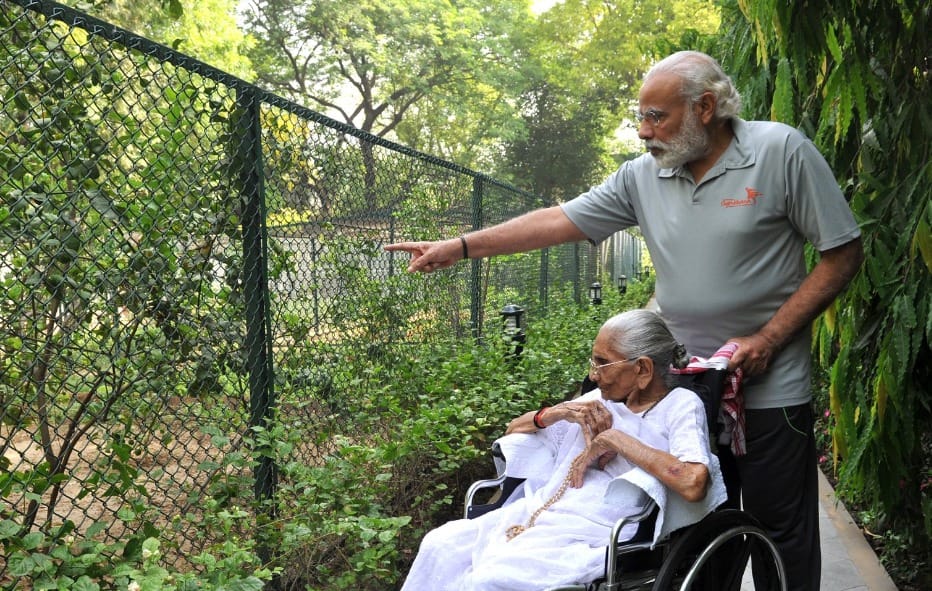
[588,357,635,376]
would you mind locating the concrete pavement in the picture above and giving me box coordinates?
[814,470,897,590]
[740,470,897,590]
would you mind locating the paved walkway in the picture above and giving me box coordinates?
[814,471,896,590]
[740,470,897,590]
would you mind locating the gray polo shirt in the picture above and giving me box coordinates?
[562,119,861,409]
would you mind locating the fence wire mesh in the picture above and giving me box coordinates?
[0,1,645,587]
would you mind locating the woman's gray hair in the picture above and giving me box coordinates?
[644,51,742,121]
[600,309,689,388]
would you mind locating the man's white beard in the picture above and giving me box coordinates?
[646,108,710,169]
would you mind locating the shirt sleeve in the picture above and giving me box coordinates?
[560,161,642,244]
[784,137,861,251]
[663,389,712,466]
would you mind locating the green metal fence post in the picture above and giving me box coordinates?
[232,88,278,557]
[573,242,582,304]
[469,175,484,339]
[539,248,550,313]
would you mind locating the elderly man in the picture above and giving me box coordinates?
[386,51,863,590]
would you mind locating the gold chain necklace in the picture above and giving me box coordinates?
[505,450,588,541]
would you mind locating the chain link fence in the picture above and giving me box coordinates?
[0,0,645,587]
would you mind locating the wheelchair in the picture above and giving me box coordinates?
[464,370,788,591]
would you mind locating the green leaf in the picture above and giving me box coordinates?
[824,25,842,62]
[85,522,107,537]
[9,554,36,577]
[227,578,266,591]
[30,551,54,573]
[865,237,896,293]
[890,295,916,385]
[13,91,31,111]
[0,520,20,538]
[835,76,853,145]
[913,206,932,274]
[377,529,396,542]
[771,57,795,124]
[20,531,44,550]
[848,61,868,126]
[71,576,100,591]
[167,0,184,19]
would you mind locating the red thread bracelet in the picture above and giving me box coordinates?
[533,406,550,429]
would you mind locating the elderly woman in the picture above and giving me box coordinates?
[401,309,726,591]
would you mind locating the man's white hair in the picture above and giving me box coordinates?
[645,51,742,121]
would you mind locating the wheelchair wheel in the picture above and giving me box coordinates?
[650,509,787,591]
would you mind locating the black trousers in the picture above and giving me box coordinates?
[718,404,821,591]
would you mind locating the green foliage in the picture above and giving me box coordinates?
[0,514,275,591]
[0,2,654,589]
[532,0,720,111]
[0,5,267,589]
[500,0,721,196]
[242,282,655,589]
[69,0,183,21]
[717,0,931,583]
[503,83,618,203]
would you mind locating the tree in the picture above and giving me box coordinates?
[532,0,720,114]
[500,0,721,199]
[60,0,253,79]
[503,83,615,203]
[714,0,931,581]
[241,0,536,212]
[68,0,183,21]
[241,0,532,141]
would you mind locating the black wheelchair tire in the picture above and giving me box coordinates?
[650,509,787,591]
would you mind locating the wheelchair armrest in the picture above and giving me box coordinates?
[603,499,660,586]
[464,442,525,519]
[464,475,525,519]
[464,474,507,519]
[611,499,659,545]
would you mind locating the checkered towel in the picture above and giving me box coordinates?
[671,342,746,456]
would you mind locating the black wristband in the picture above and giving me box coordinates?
[460,236,469,260]
[533,406,550,429]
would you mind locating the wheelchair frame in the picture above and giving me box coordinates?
[463,370,788,591]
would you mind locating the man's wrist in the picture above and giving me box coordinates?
[755,327,784,351]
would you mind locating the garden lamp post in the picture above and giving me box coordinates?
[617,275,628,295]
[500,304,525,359]
[589,282,602,305]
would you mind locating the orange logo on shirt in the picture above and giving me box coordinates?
[721,187,764,208]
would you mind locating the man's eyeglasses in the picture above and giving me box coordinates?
[634,108,668,127]
[588,357,635,376]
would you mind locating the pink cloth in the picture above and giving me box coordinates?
[671,342,746,456]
